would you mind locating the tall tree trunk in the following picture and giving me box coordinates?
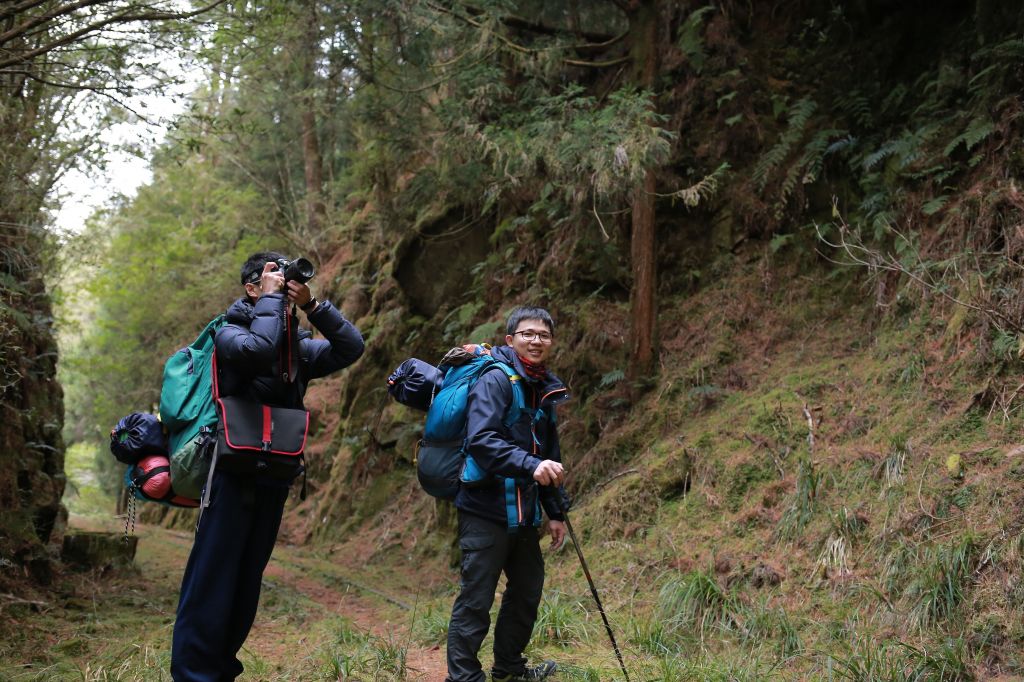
[627,0,660,380]
[300,0,326,237]
[630,168,657,376]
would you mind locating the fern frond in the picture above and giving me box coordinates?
[880,83,907,116]
[921,195,949,216]
[943,117,994,157]
[862,140,901,171]
[862,125,938,172]
[798,128,847,185]
[992,37,1024,60]
[668,162,731,208]
[754,96,817,191]
[825,135,857,156]
[677,5,716,73]
[837,90,872,129]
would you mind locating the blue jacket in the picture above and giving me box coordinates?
[215,293,364,408]
[455,345,570,526]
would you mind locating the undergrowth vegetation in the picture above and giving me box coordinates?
[18,1,1024,679]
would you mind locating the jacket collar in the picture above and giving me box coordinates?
[491,345,570,407]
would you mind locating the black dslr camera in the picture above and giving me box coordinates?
[275,257,315,285]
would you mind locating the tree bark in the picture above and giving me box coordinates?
[627,0,660,380]
[300,0,326,236]
[630,168,657,376]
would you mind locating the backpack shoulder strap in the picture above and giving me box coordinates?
[483,361,526,428]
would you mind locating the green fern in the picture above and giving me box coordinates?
[753,96,817,191]
[798,128,847,185]
[837,89,873,129]
[677,6,716,73]
[921,195,949,216]
[861,124,938,172]
[879,83,908,116]
[943,116,994,157]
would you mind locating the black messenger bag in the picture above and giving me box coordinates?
[214,396,309,479]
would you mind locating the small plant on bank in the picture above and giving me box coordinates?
[823,635,975,681]
[777,456,824,540]
[815,506,868,581]
[628,615,675,655]
[533,591,590,646]
[413,603,450,647]
[371,633,407,677]
[656,569,744,646]
[738,598,803,660]
[905,534,981,630]
[879,436,909,497]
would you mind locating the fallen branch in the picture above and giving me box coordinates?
[593,468,640,493]
[0,593,49,609]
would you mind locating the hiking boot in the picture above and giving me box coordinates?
[492,660,557,681]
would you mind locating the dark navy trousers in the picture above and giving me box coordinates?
[446,511,545,682]
[171,470,289,682]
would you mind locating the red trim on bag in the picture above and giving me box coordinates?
[216,397,309,456]
[262,404,272,448]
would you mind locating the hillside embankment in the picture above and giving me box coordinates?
[13,248,1024,680]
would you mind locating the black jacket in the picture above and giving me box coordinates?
[455,345,570,526]
[215,293,364,408]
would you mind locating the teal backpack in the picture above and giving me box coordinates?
[414,346,545,529]
[159,314,225,498]
[417,353,526,500]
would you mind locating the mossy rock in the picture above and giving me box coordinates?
[654,448,693,500]
[61,531,137,569]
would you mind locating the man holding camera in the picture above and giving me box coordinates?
[171,251,364,682]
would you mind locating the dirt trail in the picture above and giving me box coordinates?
[2,520,451,680]
[255,542,450,680]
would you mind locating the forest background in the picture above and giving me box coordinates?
[3,0,1024,679]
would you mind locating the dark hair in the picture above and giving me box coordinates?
[240,251,287,286]
[506,306,555,336]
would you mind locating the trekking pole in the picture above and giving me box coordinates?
[562,510,631,682]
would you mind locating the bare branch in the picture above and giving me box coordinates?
[0,0,53,24]
[816,198,1024,334]
[0,0,227,71]
[563,55,630,68]
[425,0,627,66]
[0,0,112,46]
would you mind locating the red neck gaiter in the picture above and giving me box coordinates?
[517,354,548,381]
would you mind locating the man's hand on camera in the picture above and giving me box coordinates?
[533,460,564,486]
[260,262,285,295]
[287,280,313,308]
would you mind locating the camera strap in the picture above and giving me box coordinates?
[279,303,301,384]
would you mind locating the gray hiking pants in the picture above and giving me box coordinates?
[446,511,544,682]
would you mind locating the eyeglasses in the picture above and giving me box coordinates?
[514,330,553,343]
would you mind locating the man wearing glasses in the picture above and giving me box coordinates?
[446,306,571,682]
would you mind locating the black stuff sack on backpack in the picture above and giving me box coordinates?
[387,358,442,412]
[110,412,168,465]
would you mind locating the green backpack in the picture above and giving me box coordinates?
[159,314,225,497]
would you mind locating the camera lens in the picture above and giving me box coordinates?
[282,257,315,284]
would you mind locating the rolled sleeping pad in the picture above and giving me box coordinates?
[132,455,199,508]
